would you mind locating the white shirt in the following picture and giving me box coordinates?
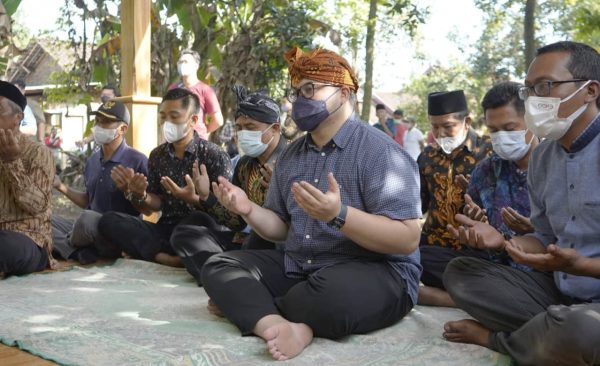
[403,127,424,160]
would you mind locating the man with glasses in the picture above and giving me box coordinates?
[201,47,422,361]
[442,41,600,365]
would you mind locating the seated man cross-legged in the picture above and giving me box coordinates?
[201,47,422,361]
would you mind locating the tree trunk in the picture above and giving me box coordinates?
[360,0,377,122]
[524,0,536,69]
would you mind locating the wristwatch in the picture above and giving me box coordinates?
[327,204,348,230]
[126,191,147,205]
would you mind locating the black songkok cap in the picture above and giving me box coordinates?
[427,90,468,116]
[0,81,27,111]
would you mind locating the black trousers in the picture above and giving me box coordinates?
[420,244,491,289]
[98,212,177,262]
[444,257,600,366]
[201,250,413,339]
[0,230,48,276]
[170,211,236,285]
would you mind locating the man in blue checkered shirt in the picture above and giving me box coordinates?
[201,47,422,361]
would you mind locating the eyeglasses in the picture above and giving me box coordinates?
[518,79,587,100]
[287,82,335,102]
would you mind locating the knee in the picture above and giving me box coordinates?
[442,257,478,302]
[98,212,127,238]
[73,211,101,234]
[548,305,600,353]
[170,225,209,253]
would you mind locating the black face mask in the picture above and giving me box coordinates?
[291,88,342,132]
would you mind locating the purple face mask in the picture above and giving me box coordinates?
[291,88,341,132]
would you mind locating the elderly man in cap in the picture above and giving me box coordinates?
[417,90,493,307]
[201,47,422,361]
[171,85,287,284]
[0,81,55,277]
[99,88,232,267]
[51,101,148,264]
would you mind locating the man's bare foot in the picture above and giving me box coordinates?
[207,299,224,317]
[263,322,313,361]
[443,319,491,347]
[154,252,183,267]
[418,285,456,307]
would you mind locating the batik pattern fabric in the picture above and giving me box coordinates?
[418,129,493,250]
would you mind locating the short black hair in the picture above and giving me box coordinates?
[162,87,200,114]
[536,41,600,108]
[375,103,386,110]
[102,84,121,97]
[481,81,525,115]
[393,109,404,116]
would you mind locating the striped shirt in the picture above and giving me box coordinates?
[265,114,422,304]
[0,133,55,268]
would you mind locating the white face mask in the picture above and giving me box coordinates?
[237,124,274,157]
[436,124,468,154]
[524,80,591,140]
[491,130,533,161]
[163,121,189,143]
[92,126,118,145]
[177,63,197,77]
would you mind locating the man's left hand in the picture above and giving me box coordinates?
[0,129,22,162]
[505,242,583,273]
[160,175,199,204]
[292,172,341,222]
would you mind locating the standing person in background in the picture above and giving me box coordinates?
[373,104,396,138]
[402,116,425,160]
[14,80,45,142]
[392,109,408,147]
[173,50,223,139]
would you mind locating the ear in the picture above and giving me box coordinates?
[189,113,199,125]
[464,116,472,127]
[271,123,281,133]
[120,123,129,135]
[585,80,600,105]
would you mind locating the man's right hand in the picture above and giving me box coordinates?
[128,173,148,197]
[53,174,62,190]
[447,214,506,251]
[212,176,253,216]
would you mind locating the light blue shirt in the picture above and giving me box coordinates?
[527,112,600,302]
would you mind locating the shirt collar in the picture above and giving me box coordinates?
[302,114,359,151]
[569,112,600,153]
[167,132,200,157]
[100,139,128,163]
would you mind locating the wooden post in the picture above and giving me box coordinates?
[119,0,162,223]
[119,0,161,157]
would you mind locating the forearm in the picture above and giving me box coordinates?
[242,203,288,242]
[571,257,600,278]
[133,192,162,215]
[207,112,223,133]
[37,123,46,142]
[56,183,89,209]
[511,235,547,253]
[342,207,421,254]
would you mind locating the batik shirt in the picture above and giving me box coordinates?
[147,132,233,225]
[0,134,55,268]
[199,136,288,243]
[418,129,493,250]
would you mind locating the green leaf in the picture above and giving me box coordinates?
[4,0,22,16]
[208,43,222,69]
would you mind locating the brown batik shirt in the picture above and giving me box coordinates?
[418,129,493,250]
[0,133,55,268]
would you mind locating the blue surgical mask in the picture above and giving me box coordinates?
[490,130,533,161]
[237,124,274,157]
[291,88,342,132]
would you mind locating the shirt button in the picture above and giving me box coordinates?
[332,144,336,148]
[305,234,310,239]
[321,152,326,157]
[569,184,574,190]
[570,243,574,248]
[562,273,568,280]
[571,216,576,221]
[307,259,312,264]
[314,178,319,183]
[569,154,575,159]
